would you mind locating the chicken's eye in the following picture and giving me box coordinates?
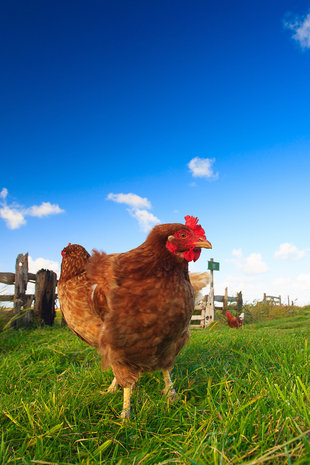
[176,230,189,240]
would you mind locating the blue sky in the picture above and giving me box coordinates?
[1,0,310,305]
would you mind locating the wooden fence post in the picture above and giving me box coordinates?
[223,287,228,312]
[34,270,57,326]
[206,287,214,325]
[236,291,243,310]
[200,305,206,328]
[205,258,215,326]
[13,253,28,328]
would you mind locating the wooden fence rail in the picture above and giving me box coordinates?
[190,304,208,329]
[214,288,243,311]
[263,293,281,305]
[0,253,57,327]
[0,271,36,285]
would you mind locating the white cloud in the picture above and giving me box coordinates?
[242,253,268,274]
[128,208,161,232]
[25,202,64,218]
[271,274,310,304]
[232,248,242,258]
[226,248,268,274]
[0,205,26,229]
[285,12,310,49]
[274,243,306,260]
[295,273,310,290]
[0,188,64,229]
[107,192,160,232]
[107,193,151,209]
[0,188,8,200]
[188,157,218,179]
[272,277,292,288]
[28,256,60,277]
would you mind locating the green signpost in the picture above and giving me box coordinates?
[208,260,220,271]
[206,258,220,327]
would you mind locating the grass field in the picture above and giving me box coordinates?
[1,308,310,464]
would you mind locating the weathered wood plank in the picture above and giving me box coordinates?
[0,295,15,302]
[34,270,57,325]
[0,272,36,284]
[0,272,16,285]
[13,253,28,328]
[263,293,281,305]
[191,314,204,320]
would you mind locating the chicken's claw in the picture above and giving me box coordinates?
[106,377,118,393]
[99,377,118,395]
[162,387,179,403]
[161,370,179,402]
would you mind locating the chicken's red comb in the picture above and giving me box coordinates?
[184,216,206,239]
[61,243,72,257]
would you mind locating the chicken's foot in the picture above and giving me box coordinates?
[161,370,178,402]
[120,386,132,420]
[99,377,118,395]
[107,377,118,393]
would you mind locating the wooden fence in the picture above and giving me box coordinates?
[190,289,243,329]
[190,302,208,329]
[0,253,57,327]
[214,288,243,312]
[263,293,281,305]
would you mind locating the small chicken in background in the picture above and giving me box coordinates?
[226,310,244,328]
[58,216,212,419]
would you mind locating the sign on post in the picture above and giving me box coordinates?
[208,261,220,271]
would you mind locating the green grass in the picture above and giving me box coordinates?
[1,309,310,464]
[0,308,13,331]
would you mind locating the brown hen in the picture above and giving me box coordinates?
[226,311,244,328]
[58,216,212,419]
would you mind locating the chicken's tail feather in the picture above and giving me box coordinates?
[189,272,210,295]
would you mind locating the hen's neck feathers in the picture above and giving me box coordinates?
[117,223,189,278]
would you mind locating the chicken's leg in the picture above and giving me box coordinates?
[162,370,178,402]
[120,386,132,420]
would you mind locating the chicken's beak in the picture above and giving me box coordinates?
[193,239,212,249]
